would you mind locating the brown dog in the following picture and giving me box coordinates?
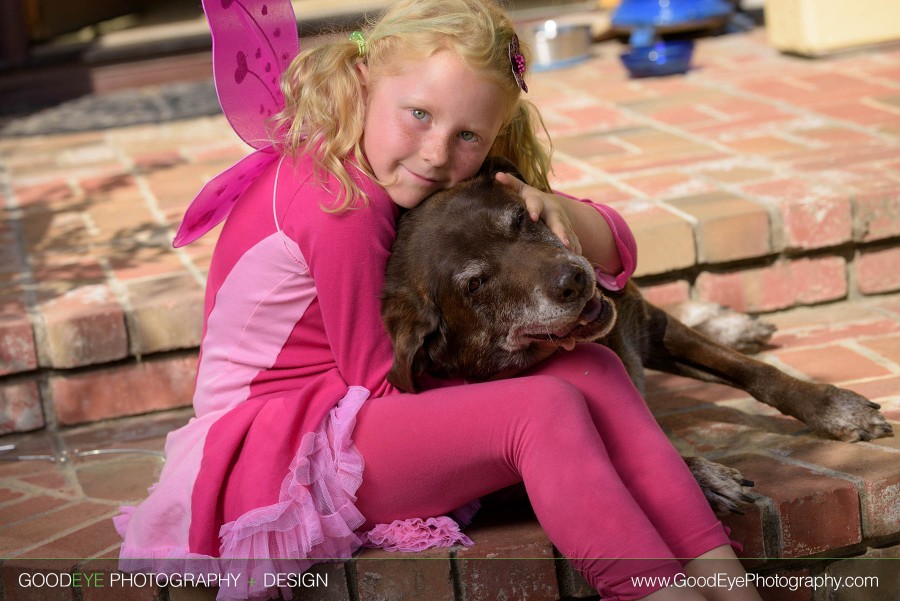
[380,162,893,513]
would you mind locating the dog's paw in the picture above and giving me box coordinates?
[666,302,775,354]
[684,456,755,516]
[804,385,894,442]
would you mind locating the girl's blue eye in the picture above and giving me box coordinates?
[412,109,427,120]
[460,131,477,142]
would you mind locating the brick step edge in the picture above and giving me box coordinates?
[2,540,899,601]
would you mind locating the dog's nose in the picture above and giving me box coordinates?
[551,263,587,303]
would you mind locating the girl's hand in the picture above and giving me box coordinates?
[495,171,583,255]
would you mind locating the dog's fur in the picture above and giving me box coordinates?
[381,163,893,514]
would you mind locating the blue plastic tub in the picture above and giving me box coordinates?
[619,39,694,77]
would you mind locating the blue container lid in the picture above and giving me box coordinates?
[612,0,732,29]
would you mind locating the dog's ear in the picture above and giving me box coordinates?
[382,287,440,393]
[477,156,525,182]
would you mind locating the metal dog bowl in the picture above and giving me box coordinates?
[526,20,592,72]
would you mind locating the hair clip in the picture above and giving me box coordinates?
[349,31,367,57]
[508,33,528,93]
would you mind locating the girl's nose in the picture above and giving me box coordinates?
[421,133,450,167]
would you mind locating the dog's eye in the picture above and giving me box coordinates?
[466,277,483,295]
[514,209,527,231]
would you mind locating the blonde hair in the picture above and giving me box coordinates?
[272,0,552,212]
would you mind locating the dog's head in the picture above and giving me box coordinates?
[381,160,617,392]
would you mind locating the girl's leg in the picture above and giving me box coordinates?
[354,376,689,600]
[683,545,763,601]
[526,345,732,562]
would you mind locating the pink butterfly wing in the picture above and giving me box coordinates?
[172,147,277,247]
[203,0,299,149]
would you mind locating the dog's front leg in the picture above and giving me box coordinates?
[684,456,755,515]
[657,316,893,442]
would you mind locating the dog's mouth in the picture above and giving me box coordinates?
[521,291,616,344]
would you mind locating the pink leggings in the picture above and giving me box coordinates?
[353,345,729,600]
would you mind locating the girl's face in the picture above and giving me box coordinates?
[358,50,509,209]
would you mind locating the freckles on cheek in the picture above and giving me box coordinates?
[456,153,490,181]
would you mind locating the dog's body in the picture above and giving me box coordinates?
[381,167,893,514]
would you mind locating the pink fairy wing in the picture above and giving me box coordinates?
[173,147,277,247]
[203,0,299,149]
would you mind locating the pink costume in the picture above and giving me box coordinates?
[114,1,731,599]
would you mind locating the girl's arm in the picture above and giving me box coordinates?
[495,171,637,291]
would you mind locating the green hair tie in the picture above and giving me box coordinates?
[349,31,367,57]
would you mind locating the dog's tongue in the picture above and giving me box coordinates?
[547,295,604,338]
[577,295,603,325]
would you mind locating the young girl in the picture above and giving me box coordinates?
[116,1,762,600]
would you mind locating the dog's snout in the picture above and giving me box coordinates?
[552,263,587,303]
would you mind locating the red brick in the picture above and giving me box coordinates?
[844,376,900,404]
[771,319,900,350]
[724,454,861,558]
[771,345,892,384]
[356,548,454,601]
[855,184,900,234]
[124,274,204,354]
[780,196,853,250]
[640,280,691,307]
[0,495,69,532]
[654,105,720,126]
[0,380,43,435]
[859,335,900,365]
[107,248,187,282]
[0,488,26,504]
[0,502,112,557]
[657,407,806,454]
[666,192,772,263]
[741,179,853,250]
[722,135,808,156]
[623,203,696,277]
[456,517,558,601]
[0,310,38,376]
[621,171,716,199]
[35,285,128,369]
[696,257,848,313]
[31,258,106,290]
[773,440,900,538]
[79,173,136,196]
[552,104,634,133]
[856,246,900,295]
[132,151,186,174]
[720,502,766,566]
[19,517,122,560]
[793,127,880,147]
[813,101,898,126]
[559,182,634,204]
[12,180,78,207]
[554,133,630,160]
[49,354,197,425]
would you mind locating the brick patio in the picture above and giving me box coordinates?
[1,26,899,601]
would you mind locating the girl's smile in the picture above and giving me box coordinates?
[358,50,509,209]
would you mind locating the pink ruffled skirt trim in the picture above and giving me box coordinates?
[116,387,474,601]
